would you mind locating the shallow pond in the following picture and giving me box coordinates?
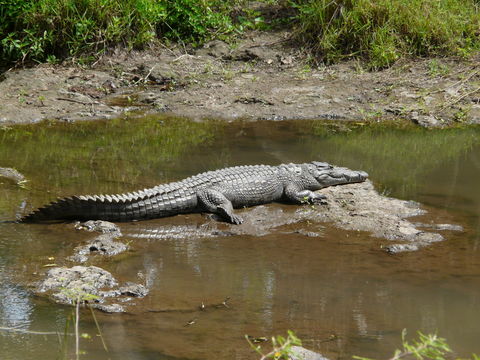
[0,117,479,360]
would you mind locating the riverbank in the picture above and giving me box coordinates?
[1,31,480,128]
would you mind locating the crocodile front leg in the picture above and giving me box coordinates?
[197,189,244,224]
[284,185,327,205]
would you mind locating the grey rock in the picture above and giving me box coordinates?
[289,346,330,360]
[75,220,121,234]
[0,167,27,185]
[39,265,118,304]
[69,233,128,263]
[412,222,463,231]
[94,303,125,313]
[384,243,421,254]
[37,265,147,312]
[409,112,442,128]
[119,282,148,297]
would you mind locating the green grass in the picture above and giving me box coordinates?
[0,0,240,64]
[292,0,480,68]
[1,0,480,67]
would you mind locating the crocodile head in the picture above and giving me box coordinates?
[308,161,368,188]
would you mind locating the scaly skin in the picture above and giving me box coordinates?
[20,162,368,224]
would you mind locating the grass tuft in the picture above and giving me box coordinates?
[292,0,480,68]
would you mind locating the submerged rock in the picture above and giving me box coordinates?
[0,167,27,185]
[70,220,127,263]
[69,233,128,263]
[289,346,329,360]
[383,243,422,254]
[74,220,121,234]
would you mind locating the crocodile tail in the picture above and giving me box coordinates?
[20,194,145,222]
[21,196,98,222]
[20,189,196,223]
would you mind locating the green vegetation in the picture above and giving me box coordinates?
[0,0,240,64]
[1,0,479,67]
[255,330,478,360]
[292,0,480,68]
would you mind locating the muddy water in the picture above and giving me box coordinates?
[0,118,479,360]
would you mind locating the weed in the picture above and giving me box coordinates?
[453,107,471,123]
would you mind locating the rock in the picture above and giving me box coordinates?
[38,265,119,304]
[124,180,458,252]
[71,222,126,262]
[289,346,330,360]
[74,220,121,234]
[409,112,442,128]
[412,222,463,231]
[69,233,128,263]
[119,282,149,297]
[95,304,125,313]
[37,265,147,312]
[305,180,455,252]
[383,243,421,254]
[0,167,27,185]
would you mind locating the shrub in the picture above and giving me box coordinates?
[0,0,236,64]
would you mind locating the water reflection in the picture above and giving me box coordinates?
[0,118,479,359]
[0,269,32,328]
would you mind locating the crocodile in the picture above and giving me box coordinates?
[20,162,368,224]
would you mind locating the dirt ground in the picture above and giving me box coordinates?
[1,31,480,127]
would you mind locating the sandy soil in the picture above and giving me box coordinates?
[1,31,480,127]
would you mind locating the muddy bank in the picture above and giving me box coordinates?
[1,31,480,127]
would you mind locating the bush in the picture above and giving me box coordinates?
[292,0,480,68]
[0,0,236,64]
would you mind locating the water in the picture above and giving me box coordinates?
[0,117,479,360]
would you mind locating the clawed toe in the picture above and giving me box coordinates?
[230,215,244,224]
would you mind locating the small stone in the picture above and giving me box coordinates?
[74,220,121,234]
[289,346,330,360]
[384,243,420,254]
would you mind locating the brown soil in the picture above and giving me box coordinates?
[1,31,480,127]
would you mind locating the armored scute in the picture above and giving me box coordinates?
[21,162,368,224]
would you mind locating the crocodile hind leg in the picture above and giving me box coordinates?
[197,189,244,224]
